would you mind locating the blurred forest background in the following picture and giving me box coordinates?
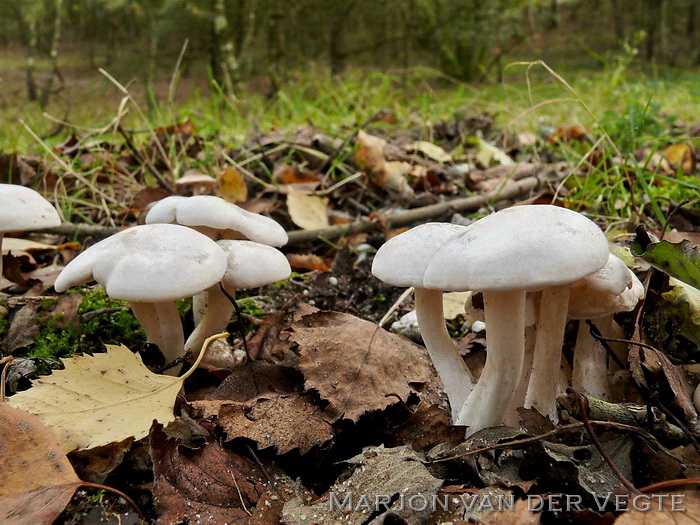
[0,0,698,147]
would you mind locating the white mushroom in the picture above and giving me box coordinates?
[0,184,61,277]
[184,240,291,359]
[145,195,288,245]
[568,256,644,401]
[145,195,288,326]
[54,224,227,375]
[372,222,475,423]
[423,205,609,434]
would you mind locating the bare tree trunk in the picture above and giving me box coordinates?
[145,2,158,110]
[328,0,357,75]
[39,0,63,109]
[267,5,285,96]
[26,15,38,102]
[644,0,663,60]
[212,0,241,98]
[610,0,625,42]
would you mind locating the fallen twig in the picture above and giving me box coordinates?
[287,175,543,244]
[558,391,686,445]
[576,390,642,495]
[430,419,662,463]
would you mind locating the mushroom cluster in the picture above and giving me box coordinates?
[372,204,642,435]
[55,196,290,375]
[0,184,62,277]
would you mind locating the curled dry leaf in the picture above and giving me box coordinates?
[151,422,262,525]
[289,310,432,422]
[628,346,698,427]
[215,393,335,454]
[0,404,82,525]
[286,190,330,230]
[8,344,183,452]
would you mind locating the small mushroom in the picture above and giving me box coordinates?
[423,205,609,434]
[145,195,288,326]
[567,255,644,400]
[372,222,475,423]
[184,240,291,359]
[145,195,288,245]
[54,224,227,375]
[0,184,61,277]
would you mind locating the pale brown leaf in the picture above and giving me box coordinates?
[290,310,432,421]
[0,404,81,525]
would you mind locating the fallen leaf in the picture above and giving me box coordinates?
[661,143,695,175]
[659,277,700,347]
[543,436,633,496]
[354,130,387,184]
[287,190,329,230]
[217,394,335,454]
[282,445,442,525]
[407,141,453,163]
[151,422,262,524]
[205,360,304,402]
[471,137,513,168]
[547,126,588,144]
[286,253,331,272]
[218,166,249,203]
[628,346,698,427]
[443,291,471,320]
[8,344,183,452]
[131,186,170,212]
[614,491,700,523]
[274,164,320,185]
[632,231,700,291]
[69,437,134,484]
[290,310,432,421]
[0,404,82,525]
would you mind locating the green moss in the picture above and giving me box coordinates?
[78,288,146,352]
[236,297,266,318]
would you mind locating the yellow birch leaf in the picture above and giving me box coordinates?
[287,191,330,230]
[218,167,248,203]
[8,344,182,452]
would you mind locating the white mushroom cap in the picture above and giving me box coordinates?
[371,223,469,287]
[217,240,291,289]
[424,205,609,292]
[581,253,633,295]
[568,267,644,320]
[145,195,288,247]
[0,184,61,232]
[54,224,227,302]
[176,171,217,186]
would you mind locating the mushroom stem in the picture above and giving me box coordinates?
[192,292,208,326]
[456,290,525,433]
[524,284,571,422]
[502,325,536,427]
[572,316,614,401]
[185,284,234,359]
[131,301,184,376]
[414,288,474,423]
